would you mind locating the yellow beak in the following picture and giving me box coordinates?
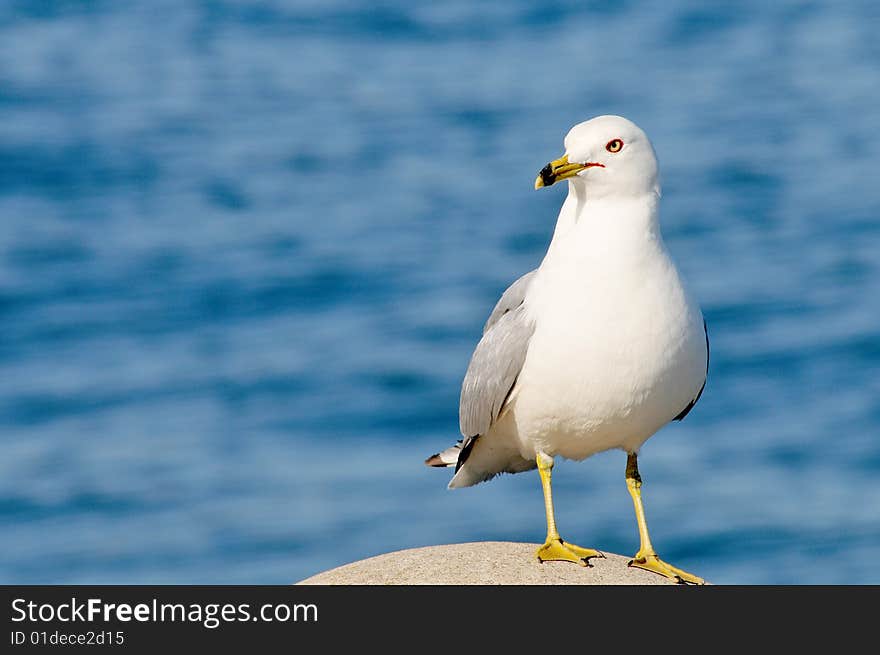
[534,154,591,189]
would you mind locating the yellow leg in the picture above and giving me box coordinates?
[535,452,603,566]
[626,452,705,585]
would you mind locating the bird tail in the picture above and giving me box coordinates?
[424,440,462,468]
[425,436,536,488]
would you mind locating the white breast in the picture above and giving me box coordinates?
[504,193,706,461]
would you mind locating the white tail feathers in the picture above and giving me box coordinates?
[424,442,462,468]
[426,436,537,488]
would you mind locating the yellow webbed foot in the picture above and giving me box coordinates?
[536,538,604,566]
[628,551,705,585]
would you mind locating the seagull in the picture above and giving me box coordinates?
[426,115,708,584]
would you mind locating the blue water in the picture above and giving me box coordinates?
[1,1,879,585]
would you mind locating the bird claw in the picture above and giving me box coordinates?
[628,552,705,585]
[536,538,603,566]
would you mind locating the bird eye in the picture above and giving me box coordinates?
[605,139,623,153]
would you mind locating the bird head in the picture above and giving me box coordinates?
[535,115,659,199]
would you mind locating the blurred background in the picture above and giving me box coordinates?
[1,0,878,584]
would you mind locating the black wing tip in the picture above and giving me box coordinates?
[675,320,710,422]
[673,389,701,422]
[454,436,479,473]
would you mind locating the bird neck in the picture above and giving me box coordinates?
[547,184,662,254]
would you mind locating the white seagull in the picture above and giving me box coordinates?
[426,115,708,584]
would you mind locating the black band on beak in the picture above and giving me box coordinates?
[539,163,556,188]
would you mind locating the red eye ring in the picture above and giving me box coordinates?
[605,139,624,153]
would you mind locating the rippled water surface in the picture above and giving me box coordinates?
[1,1,879,584]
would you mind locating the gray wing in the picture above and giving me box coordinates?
[482,269,537,334]
[459,270,537,439]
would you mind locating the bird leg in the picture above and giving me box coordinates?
[535,452,603,565]
[625,452,705,584]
